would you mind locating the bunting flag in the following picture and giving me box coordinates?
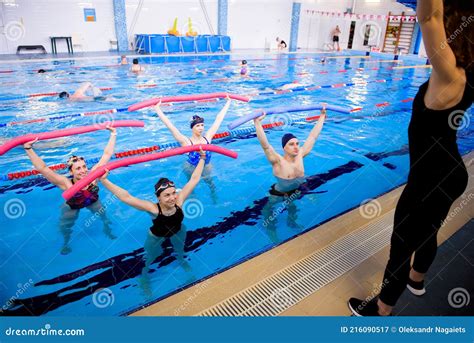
[304,9,415,22]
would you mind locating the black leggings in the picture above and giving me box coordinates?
[379,163,468,307]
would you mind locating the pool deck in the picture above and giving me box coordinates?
[130,151,473,316]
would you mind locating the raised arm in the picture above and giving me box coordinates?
[416,0,459,82]
[205,97,231,142]
[154,103,188,146]
[23,139,70,190]
[177,149,206,205]
[100,171,157,215]
[91,126,116,171]
[253,114,280,165]
[302,107,326,157]
[72,82,93,97]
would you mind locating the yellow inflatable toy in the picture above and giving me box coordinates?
[186,17,198,37]
[167,17,180,36]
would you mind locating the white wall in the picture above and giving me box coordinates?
[228,0,292,50]
[125,0,218,50]
[0,0,418,54]
[0,0,116,54]
[298,0,415,51]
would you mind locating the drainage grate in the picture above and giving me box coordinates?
[198,210,394,316]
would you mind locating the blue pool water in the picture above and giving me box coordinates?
[0,52,472,316]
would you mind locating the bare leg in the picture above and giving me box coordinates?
[377,298,392,316]
[261,196,281,244]
[59,204,79,255]
[286,199,302,230]
[138,231,165,298]
[143,231,165,273]
[184,162,217,204]
[170,225,192,273]
[86,200,116,240]
[409,268,425,282]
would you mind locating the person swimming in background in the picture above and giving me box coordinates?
[278,81,304,91]
[194,67,207,75]
[253,105,327,197]
[120,55,128,65]
[240,60,250,76]
[320,57,326,64]
[22,126,118,254]
[58,81,106,101]
[37,69,47,73]
[131,58,144,73]
[99,147,207,284]
[276,37,287,50]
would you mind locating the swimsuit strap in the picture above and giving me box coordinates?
[157,203,163,215]
[190,137,209,145]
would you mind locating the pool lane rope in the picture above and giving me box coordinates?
[1,93,417,182]
[0,87,113,102]
[127,92,250,111]
[227,104,352,130]
[1,114,322,181]
[0,77,406,128]
[0,120,144,156]
[61,144,238,201]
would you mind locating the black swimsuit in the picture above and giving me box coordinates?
[379,72,473,306]
[149,203,184,238]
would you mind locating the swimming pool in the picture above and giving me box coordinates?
[0,51,472,316]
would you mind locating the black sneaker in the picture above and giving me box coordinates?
[348,297,380,316]
[407,278,426,296]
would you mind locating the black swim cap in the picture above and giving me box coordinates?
[37,69,46,73]
[133,58,139,64]
[281,133,297,148]
[242,60,247,65]
[59,91,70,99]
[155,178,175,196]
[190,115,204,128]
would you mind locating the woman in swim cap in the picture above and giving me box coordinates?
[240,60,249,76]
[154,95,232,168]
[23,126,118,254]
[99,148,207,278]
[154,97,231,202]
